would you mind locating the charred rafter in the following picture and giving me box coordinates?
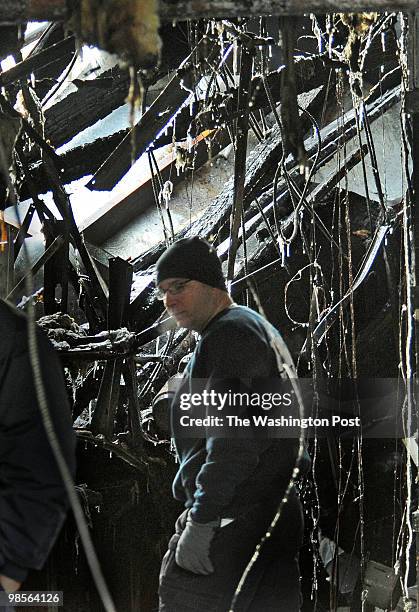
[131,80,400,275]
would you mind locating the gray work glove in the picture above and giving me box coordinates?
[175,513,219,575]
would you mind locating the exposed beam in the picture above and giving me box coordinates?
[87,37,219,191]
[0,0,67,23]
[87,53,333,192]
[0,0,415,25]
[43,23,190,148]
[44,65,130,147]
[159,0,413,19]
[131,82,400,273]
[227,45,252,280]
[0,35,75,87]
[81,128,230,245]
[131,86,326,272]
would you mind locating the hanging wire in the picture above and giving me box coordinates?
[240,203,250,307]
[398,14,415,602]
[262,71,323,249]
[353,105,374,235]
[41,46,79,108]
[360,102,388,218]
[147,151,170,245]
[228,281,307,612]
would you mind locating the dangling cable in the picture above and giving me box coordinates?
[228,282,306,611]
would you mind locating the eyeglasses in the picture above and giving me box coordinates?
[156,280,192,300]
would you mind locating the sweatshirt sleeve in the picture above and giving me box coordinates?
[0,324,76,580]
[189,322,272,523]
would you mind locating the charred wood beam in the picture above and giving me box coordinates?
[234,89,399,253]
[88,54,335,192]
[19,130,126,200]
[32,60,400,196]
[132,86,326,272]
[0,35,75,87]
[132,82,400,274]
[0,23,60,75]
[44,65,130,148]
[27,56,399,196]
[6,234,65,301]
[26,54,332,194]
[0,25,188,150]
[0,93,63,169]
[0,0,68,23]
[90,257,132,437]
[159,1,413,19]
[201,55,339,124]
[6,84,109,322]
[59,317,176,360]
[43,163,109,322]
[82,128,231,246]
[227,144,370,268]
[0,1,413,24]
[216,143,369,271]
[42,22,190,147]
[87,36,220,191]
[41,168,109,325]
[84,47,395,194]
[107,256,133,329]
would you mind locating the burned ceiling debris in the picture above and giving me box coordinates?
[0,1,418,610]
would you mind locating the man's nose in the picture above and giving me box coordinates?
[164,291,177,309]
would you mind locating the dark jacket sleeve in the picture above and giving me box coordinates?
[0,311,76,581]
[189,322,274,523]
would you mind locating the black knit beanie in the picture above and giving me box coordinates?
[156,237,227,291]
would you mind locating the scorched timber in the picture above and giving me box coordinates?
[28,55,333,194]
[28,57,398,196]
[44,66,130,148]
[0,0,415,23]
[132,81,400,275]
[0,36,75,87]
[88,54,337,192]
[43,24,190,148]
[159,0,416,19]
[131,86,326,272]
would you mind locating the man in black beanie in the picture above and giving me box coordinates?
[155,237,230,333]
[156,236,306,611]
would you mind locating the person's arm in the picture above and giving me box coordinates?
[0,322,76,583]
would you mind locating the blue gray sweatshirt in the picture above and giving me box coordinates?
[171,305,305,523]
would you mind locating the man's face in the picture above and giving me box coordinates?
[159,277,218,332]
